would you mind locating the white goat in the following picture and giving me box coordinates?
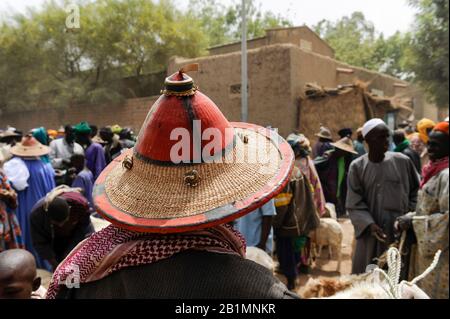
[323,203,337,220]
[245,247,274,271]
[310,218,343,272]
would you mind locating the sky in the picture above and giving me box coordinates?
[0,0,417,37]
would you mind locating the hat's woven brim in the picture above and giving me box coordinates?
[0,132,20,138]
[331,142,358,155]
[10,144,50,157]
[93,122,294,233]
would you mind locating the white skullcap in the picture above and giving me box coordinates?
[362,118,388,138]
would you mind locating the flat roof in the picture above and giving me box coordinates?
[208,36,266,50]
[207,25,334,54]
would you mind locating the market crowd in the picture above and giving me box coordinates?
[0,70,448,299]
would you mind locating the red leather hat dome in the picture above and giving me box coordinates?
[136,66,234,163]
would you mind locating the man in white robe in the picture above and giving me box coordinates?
[346,119,420,274]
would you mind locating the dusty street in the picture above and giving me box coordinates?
[275,218,355,295]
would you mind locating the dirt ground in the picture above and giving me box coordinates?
[276,218,355,296]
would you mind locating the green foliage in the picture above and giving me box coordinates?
[314,6,449,107]
[314,12,412,79]
[0,0,208,112]
[374,32,414,80]
[188,0,292,46]
[407,0,449,107]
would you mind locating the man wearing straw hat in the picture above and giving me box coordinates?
[3,136,56,272]
[46,65,298,299]
[347,119,420,275]
[312,126,333,159]
[314,137,357,217]
[0,130,22,166]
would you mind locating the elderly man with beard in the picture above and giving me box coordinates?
[346,119,420,274]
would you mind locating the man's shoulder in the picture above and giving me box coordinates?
[79,169,94,178]
[388,151,408,159]
[402,147,417,156]
[438,167,449,180]
[88,142,103,151]
[349,153,367,168]
[50,138,63,147]
[74,142,84,150]
[388,151,412,163]
[65,251,296,299]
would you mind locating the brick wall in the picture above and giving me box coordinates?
[0,96,159,132]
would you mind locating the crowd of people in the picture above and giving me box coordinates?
[0,122,136,297]
[0,68,448,299]
[310,118,448,299]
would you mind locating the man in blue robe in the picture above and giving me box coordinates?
[4,136,55,271]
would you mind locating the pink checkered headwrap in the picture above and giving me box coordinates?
[46,223,246,299]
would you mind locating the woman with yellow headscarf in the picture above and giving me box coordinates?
[417,118,436,144]
[411,119,436,170]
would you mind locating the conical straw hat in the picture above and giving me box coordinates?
[10,135,50,157]
[331,137,358,155]
[93,65,294,233]
[315,126,333,140]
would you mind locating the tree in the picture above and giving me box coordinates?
[374,32,414,80]
[188,0,292,47]
[407,0,449,107]
[314,12,379,70]
[314,12,412,79]
[0,0,208,112]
